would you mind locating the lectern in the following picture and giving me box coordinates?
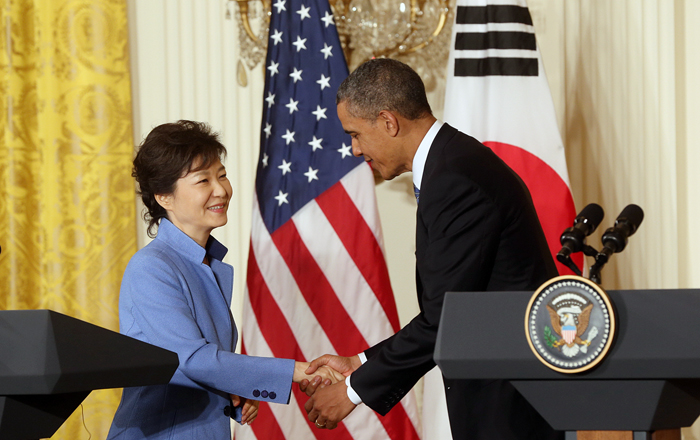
[435,289,700,439]
[0,310,179,440]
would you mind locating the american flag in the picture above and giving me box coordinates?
[238,1,421,439]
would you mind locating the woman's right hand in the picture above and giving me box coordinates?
[293,361,344,386]
[297,354,361,396]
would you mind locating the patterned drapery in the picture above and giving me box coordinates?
[0,0,135,438]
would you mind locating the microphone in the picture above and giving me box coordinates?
[557,203,605,261]
[596,204,644,264]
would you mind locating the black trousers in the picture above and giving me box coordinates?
[443,377,564,440]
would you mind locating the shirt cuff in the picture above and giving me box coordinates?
[345,375,363,405]
[358,352,367,364]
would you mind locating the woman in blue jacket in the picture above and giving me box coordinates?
[107,120,340,439]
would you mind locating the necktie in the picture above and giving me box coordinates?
[413,184,420,204]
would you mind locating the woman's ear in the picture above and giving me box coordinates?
[155,194,172,210]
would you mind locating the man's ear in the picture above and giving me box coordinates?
[378,110,399,137]
[155,193,172,210]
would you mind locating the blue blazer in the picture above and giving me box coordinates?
[108,219,294,439]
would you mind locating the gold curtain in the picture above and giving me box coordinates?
[0,0,135,438]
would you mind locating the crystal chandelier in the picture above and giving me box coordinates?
[230,0,453,90]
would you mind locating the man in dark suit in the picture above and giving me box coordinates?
[302,58,562,440]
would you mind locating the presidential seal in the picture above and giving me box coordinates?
[525,275,616,373]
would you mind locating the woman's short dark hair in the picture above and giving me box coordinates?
[133,120,227,237]
[336,58,432,121]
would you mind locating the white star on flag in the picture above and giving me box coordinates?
[273,0,286,13]
[274,190,289,205]
[337,142,352,158]
[285,97,299,114]
[317,73,331,90]
[320,43,333,59]
[308,136,323,151]
[265,92,275,108]
[289,67,303,83]
[281,129,295,144]
[263,123,272,138]
[271,29,283,45]
[297,4,311,20]
[292,36,307,52]
[304,166,319,182]
[312,105,327,121]
[321,10,334,27]
[267,60,279,76]
[278,159,292,175]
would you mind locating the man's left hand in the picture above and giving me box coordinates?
[304,380,357,429]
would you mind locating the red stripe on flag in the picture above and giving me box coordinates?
[316,182,401,333]
[250,246,420,440]
[270,220,369,356]
[314,186,421,440]
[485,141,580,275]
[246,246,356,440]
[379,405,421,440]
[246,243,304,360]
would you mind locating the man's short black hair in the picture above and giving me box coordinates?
[336,58,432,121]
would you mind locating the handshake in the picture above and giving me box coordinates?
[293,354,363,430]
[232,354,361,427]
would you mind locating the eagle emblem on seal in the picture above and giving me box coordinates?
[545,292,599,358]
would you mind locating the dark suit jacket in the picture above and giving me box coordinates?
[351,124,561,439]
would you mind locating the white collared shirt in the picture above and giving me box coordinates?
[412,120,444,192]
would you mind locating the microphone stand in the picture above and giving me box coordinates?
[556,244,599,280]
[588,260,604,285]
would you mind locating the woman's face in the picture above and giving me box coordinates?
[157,157,232,247]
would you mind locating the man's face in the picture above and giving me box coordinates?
[337,101,407,181]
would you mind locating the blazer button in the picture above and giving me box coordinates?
[269,392,276,400]
[223,405,232,417]
[261,390,269,398]
[253,389,261,397]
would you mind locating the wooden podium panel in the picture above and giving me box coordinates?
[578,432,631,440]
[577,429,680,440]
